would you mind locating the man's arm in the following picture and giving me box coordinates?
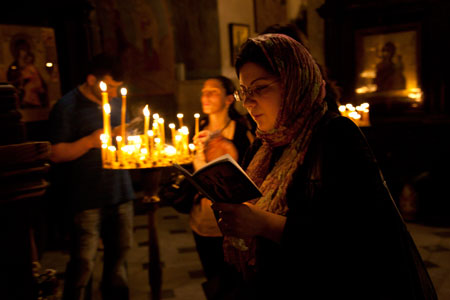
[50,129,103,163]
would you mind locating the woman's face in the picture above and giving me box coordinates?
[201,79,231,115]
[239,62,282,132]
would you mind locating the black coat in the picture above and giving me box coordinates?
[240,113,436,300]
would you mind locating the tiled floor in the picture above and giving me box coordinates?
[40,204,450,300]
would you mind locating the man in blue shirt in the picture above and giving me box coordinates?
[49,54,135,300]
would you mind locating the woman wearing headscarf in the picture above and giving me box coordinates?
[212,34,436,299]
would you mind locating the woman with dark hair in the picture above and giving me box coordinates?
[190,75,254,293]
[211,34,436,299]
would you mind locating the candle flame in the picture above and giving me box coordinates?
[180,126,189,134]
[169,123,175,129]
[148,130,154,137]
[143,105,150,117]
[194,113,200,118]
[121,88,127,96]
[189,143,195,151]
[177,113,184,118]
[153,113,159,120]
[108,146,116,151]
[104,103,111,114]
[165,145,177,156]
[348,112,361,120]
[158,118,164,124]
[100,81,107,92]
[46,62,53,67]
[116,136,123,142]
[175,135,182,141]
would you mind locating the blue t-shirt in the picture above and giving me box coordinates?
[48,88,135,212]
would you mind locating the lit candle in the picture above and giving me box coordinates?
[154,137,161,154]
[338,105,347,117]
[116,136,124,164]
[169,123,176,147]
[101,140,107,165]
[194,113,200,136]
[100,81,108,106]
[148,130,154,157]
[189,143,195,156]
[108,145,117,165]
[158,118,165,146]
[177,113,184,128]
[103,103,111,146]
[361,103,370,126]
[174,134,182,155]
[120,88,127,141]
[180,126,189,155]
[143,105,150,147]
[153,114,160,137]
[100,82,110,146]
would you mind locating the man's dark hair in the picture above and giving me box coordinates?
[86,53,124,82]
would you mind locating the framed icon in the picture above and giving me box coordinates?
[229,23,250,66]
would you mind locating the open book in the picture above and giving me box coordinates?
[173,154,262,203]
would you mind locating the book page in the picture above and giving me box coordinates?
[173,154,261,203]
[193,154,261,203]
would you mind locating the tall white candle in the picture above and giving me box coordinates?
[177,113,184,128]
[120,88,127,141]
[194,113,200,136]
[143,105,150,147]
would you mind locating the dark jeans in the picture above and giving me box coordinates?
[193,232,225,280]
[63,201,133,300]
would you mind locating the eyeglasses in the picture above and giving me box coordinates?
[234,80,279,103]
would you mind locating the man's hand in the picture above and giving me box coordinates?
[51,128,104,163]
[88,128,104,149]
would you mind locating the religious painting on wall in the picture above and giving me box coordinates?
[354,25,422,114]
[92,0,177,123]
[229,23,250,66]
[0,25,61,121]
[95,0,175,97]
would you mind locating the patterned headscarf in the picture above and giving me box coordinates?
[223,34,328,275]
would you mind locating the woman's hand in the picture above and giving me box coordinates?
[211,202,287,243]
[205,136,238,161]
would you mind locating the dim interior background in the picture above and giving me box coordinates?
[1,0,450,299]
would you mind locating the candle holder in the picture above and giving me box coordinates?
[339,102,371,127]
[99,82,195,169]
[101,117,195,169]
